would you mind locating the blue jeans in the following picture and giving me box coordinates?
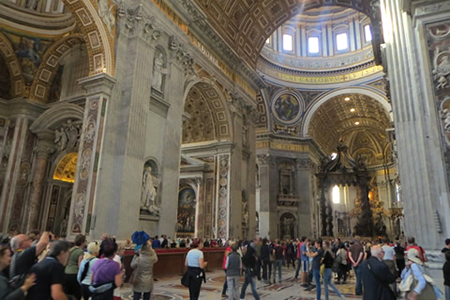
[354,265,362,295]
[445,285,449,300]
[295,259,302,277]
[313,268,321,300]
[324,268,343,300]
[272,259,282,283]
[240,269,260,300]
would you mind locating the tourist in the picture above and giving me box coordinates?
[336,243,348,284]
[261,238,271,283]
[406,237,427,263]
[272,240,284,284]
[300,237,309,287]
[9,231,50,284]
[294,238,303,279]
[382,237,396,280]
[239,239,260,300]
[307,239,323,299]
[221,242,232,298]
[255,237,262,281]
[185,238,207,300]
[349,236,364,295]
[395,241,406,276]
[77,242,100,300]
[203,240,210,248]
[443,251,450,300]
[64,234,86,300]
[152,236,161,249]
[285,240,295,269]
[113,243,126,300]
[27,240,71,300]
[442,239,450,254]
[161,235,168,248]
[0,245,35,300]
[360,245,397,300]
[130,241,158,300]
[225,243,241,300]
[364,242,372,260]
[90,239,123,300]
[322,241,344,300]
[401,248,438,300]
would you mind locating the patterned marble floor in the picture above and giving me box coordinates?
[116,266,363,300]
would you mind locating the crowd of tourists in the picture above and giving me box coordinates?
[0,230,449,300]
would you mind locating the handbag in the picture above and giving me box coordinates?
[181,272,190,287]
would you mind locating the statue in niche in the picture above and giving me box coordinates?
[151,52,168,92]
[282,217,294,239]
[241,190,249,226]
[140,166,160,216]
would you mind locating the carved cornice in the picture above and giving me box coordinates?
[34,135,55,158]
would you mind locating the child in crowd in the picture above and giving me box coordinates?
[225,243,242,300]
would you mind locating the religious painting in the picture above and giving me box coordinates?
[3,32,53,85]
[176,186,196,233]
[272,93,302,124]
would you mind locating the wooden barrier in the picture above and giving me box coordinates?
[122,247,226,281]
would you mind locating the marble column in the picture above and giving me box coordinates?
[66,73,115,238]
[26,133,54,232]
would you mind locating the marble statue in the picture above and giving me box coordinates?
[141,166,160,216]
[151,52,168,92]
[282,217,294,238]
[54,119,80,151]
[98,0,115,36]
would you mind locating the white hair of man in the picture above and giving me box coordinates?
[10,235,25,252]
[371,245,383,258]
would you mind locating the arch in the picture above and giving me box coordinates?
[60,0,114,75]
[0,32,24,98]
[53,152,78,183]
[29,34,85,102]
[301,87,391,136]
[183,78,233,142]
[30,103,84,132]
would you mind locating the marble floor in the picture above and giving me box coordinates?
[116,266,363,300]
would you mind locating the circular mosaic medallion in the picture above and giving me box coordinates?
[272,93,302,124]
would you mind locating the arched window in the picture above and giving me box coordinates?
[332,185,340,204]
[283,34,293,51]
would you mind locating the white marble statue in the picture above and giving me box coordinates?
[141,166,160,216]
[151,52,168,92]
[98,0,115,36]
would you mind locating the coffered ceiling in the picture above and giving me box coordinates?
[308,94,391,166]
[192,0,377,67]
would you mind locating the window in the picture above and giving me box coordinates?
[283,34,293,51]
[266,37,270,44]
[336,33,348,51]
[308,37,319,54]
[364,25,372,42]
[332,185,340,204]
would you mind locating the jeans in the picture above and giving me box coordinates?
[227,276,240,300]
[295,259,302,278]
[240,269,260,300]
[262,260,271,280]
[445,285,449,300]
[324,268,343,300]
[313,268,321,300]
[256,259,261,280]
[133,292,151,300]
[354,265,362,295]
[272,259,282,283]
[222,270,228,295]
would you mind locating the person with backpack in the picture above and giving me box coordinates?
[77,242,100,300]
[225,243,241,300]
[239,239,260,300]
[322,241,345,300]
[272,240,284,284]
[130,241,158,300]
[307,239,323,299]
[64,234,86,300]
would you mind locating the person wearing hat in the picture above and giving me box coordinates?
[401,248,438,300]
[360,245,397,300]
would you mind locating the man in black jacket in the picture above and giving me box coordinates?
[360,245,397,300]
[240,239,261,300]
